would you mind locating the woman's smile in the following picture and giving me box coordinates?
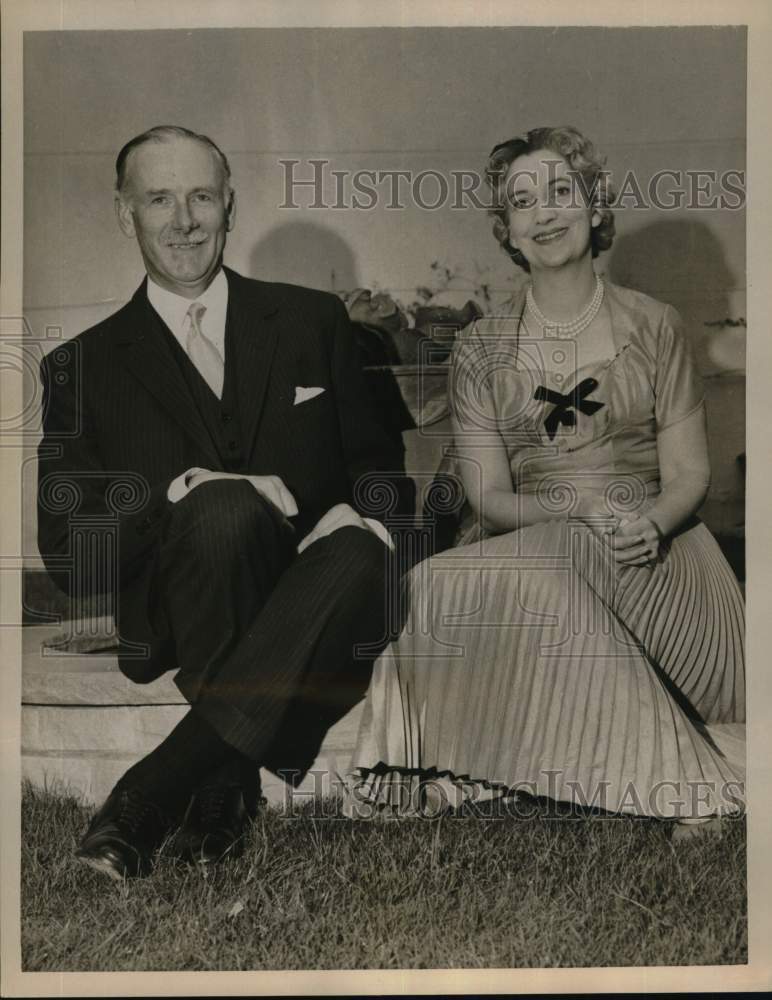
[533,226,569,244]
[503,148,599,273]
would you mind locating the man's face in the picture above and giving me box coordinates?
[116,137,235,298]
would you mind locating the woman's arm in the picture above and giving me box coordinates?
[452,422,600,535]
[649,304,712,530]
[611,303,710,565]
[612,405,710,564]
[649,404,711,535]
[449,323,610,537]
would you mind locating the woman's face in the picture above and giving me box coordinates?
[503,148,601,273]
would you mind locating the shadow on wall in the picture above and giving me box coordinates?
[609,218,744,577]
[608,217,734,310]
[248,221,361,292]
[607,218,734,369]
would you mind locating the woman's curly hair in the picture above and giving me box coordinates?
[485,126,616,272]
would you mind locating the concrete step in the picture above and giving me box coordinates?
[22,624,363,808]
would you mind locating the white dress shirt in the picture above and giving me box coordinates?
[148,271,228,504]
[150,270,393,551]
[147,269,228,363]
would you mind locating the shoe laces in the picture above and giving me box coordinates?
[116,787,163,836]
[198,785,230,826]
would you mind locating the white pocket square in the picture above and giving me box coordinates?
[294,386,326,405]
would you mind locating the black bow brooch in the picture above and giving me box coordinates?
[533,377,605,440]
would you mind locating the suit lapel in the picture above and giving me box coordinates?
[224,268,281,458]
[116,282,222,467]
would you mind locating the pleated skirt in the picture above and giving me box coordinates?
[349,518,745,818]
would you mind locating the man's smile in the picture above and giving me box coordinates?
[166,239,207,249]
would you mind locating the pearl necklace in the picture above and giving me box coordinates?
[525,275,605,337]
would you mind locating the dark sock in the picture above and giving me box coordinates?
[117,709,242,817]
[199,756,263,811]
[201,754,258,789]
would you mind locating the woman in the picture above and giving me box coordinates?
[348,127,745,833]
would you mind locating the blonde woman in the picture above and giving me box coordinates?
[349,127,745,835]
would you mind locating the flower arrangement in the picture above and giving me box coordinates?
[339,259,524,365]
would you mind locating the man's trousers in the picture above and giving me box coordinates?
[146,478,394,776]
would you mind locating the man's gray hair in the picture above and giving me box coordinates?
[115,125,232,194]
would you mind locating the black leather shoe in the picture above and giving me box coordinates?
[75,785,171,881]
[171,784,256,865]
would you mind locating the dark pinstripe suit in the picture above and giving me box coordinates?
[38,267,407,767]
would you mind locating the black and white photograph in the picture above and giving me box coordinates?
[2,0,771,994]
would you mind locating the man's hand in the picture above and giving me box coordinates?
[187,470,298,518]
[297,503,373,555]
[610,514,662,566]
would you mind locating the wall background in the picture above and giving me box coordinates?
[22,25,747,564]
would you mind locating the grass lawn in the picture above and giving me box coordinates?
[21,781,747,971]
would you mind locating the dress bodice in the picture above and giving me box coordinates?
[450,282,704,517]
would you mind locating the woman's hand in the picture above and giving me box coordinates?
[570,492,618,537]
[610,514,663,566]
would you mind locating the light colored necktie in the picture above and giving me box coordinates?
[185,301,224,399]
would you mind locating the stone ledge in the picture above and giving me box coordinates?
[21,623,363,806]
[22,751,357,810]
[23,627,184,707]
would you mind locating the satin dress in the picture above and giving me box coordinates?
[349,283,745,818]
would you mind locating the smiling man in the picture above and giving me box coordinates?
[37,125,405,880]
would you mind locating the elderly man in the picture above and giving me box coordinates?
[37,125,405,880]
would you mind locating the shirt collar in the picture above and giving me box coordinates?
[146,269,229,343]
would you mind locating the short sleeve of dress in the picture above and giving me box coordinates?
[448,321,510,546]
[449,323,501,438]
[654,304,705,430]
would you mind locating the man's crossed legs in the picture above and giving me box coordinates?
[76,479,392,879]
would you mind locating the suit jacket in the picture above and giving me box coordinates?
[37,266,408,681]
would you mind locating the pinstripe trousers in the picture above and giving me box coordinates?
[151,477,394,774]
